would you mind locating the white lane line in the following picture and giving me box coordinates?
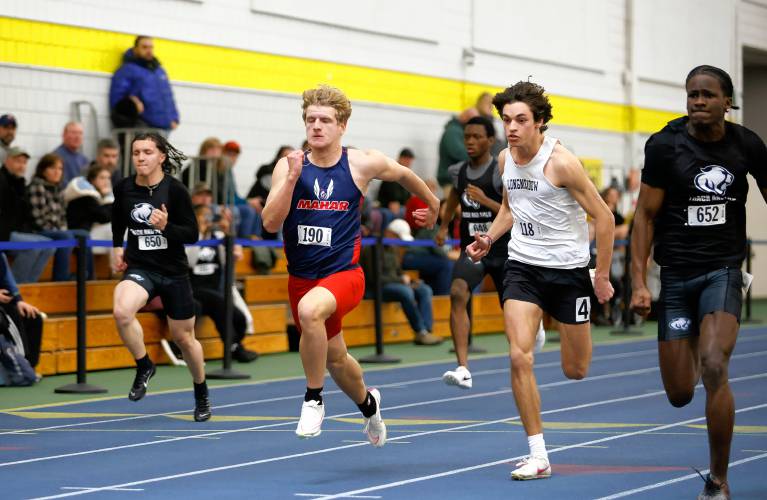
[593,451,767,499]
[0,364,660,468]
[316,403,767,500]
[0,346,662,437]
[294,494,381,499]
[25,375,767,500]
[60,487,143,492]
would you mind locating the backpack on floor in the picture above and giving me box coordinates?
[0,310,37,386]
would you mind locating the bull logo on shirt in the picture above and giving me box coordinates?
[694,165,734,197]
[461,192,481,210]
[314,179,334,200]
[130,203,155,226]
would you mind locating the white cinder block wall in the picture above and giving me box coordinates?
[2,0,767,295]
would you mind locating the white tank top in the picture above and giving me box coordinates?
[502,136,590,269]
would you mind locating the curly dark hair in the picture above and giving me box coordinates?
[131,132,187,174]
[492,81,553,133]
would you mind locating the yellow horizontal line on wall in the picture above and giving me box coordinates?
[0,16,679,134]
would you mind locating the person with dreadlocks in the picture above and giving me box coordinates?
[631,65,767,500]
[111,132,211,422]
[466,80,615,480]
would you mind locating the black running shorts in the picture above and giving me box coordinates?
[657,267,743,341]
[501,260,593,325]
[451,252,506,303]
[122,268,196,320]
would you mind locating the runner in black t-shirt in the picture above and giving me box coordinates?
[112,132,211,422]
[631,65,767,500]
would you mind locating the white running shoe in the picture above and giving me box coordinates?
[534,322,546,354]
[362,388,386,447]
[510,455,551,480]
[295,400,324,438]
[442,365,473,389]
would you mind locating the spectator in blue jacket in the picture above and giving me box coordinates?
[109,36,179,132]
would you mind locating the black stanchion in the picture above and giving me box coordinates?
[743,239,761,324]
[55,236,107,394]
[611,240,643,336]
[208,234,251,379]
[360,233,401,364]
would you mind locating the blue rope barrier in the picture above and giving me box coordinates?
[0,239,78,250]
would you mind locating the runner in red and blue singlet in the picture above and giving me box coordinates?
[262,85,439,447]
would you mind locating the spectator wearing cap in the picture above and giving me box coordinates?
[109,36,179,132]
[28,153,94,281]
[360,219,443,346]
[0,147,55,283]
[0,114,18,165]
[53,121,89,186]
[377,148,417,229]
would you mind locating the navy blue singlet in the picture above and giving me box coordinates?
[283,148,363,279]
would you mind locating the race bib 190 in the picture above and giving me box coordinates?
[687,204,726,226]
[298,225,332,247]
[137,234,168,250]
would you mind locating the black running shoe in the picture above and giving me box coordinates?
[696,470,729,500]
[232,344,259,363]
[128,364,156,401]
[194,395,212,422]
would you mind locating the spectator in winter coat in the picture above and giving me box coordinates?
[28,154,93,281]
[0,147,55,283]
[109,36,179,132]
[63,163,114,248]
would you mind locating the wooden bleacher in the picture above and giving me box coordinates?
[20,248,507,375]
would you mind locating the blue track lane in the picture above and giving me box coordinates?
[2,330,766,499]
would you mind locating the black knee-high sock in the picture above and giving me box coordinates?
[357,391,377,418]
[136,354,153,372]
[194,381,208,400]
[305,387,323,404]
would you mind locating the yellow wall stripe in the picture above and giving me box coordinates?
[0,16,680,134]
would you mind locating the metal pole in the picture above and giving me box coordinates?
[55,235,107,393]
[611,239,643,336]
[360,233,400,364]
[208,235,250,379]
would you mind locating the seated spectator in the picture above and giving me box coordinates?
[186,204,258,362]
[63,163,114,248]
[28,154,93,281]
[0,113,17,165]
[620,167,641,223]
[402,178,454,295]
[360,219,443,346]
[377,148,415,228]
[0,251,43,375]
[247,145,292,240]
[222,141,262,238]
[592,186,628,325]
[87,138,122,186]
[182,138,260,239]
[0,147,55,283]
[53,122,89,186]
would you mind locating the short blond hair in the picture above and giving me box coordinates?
[302,85,352,125]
